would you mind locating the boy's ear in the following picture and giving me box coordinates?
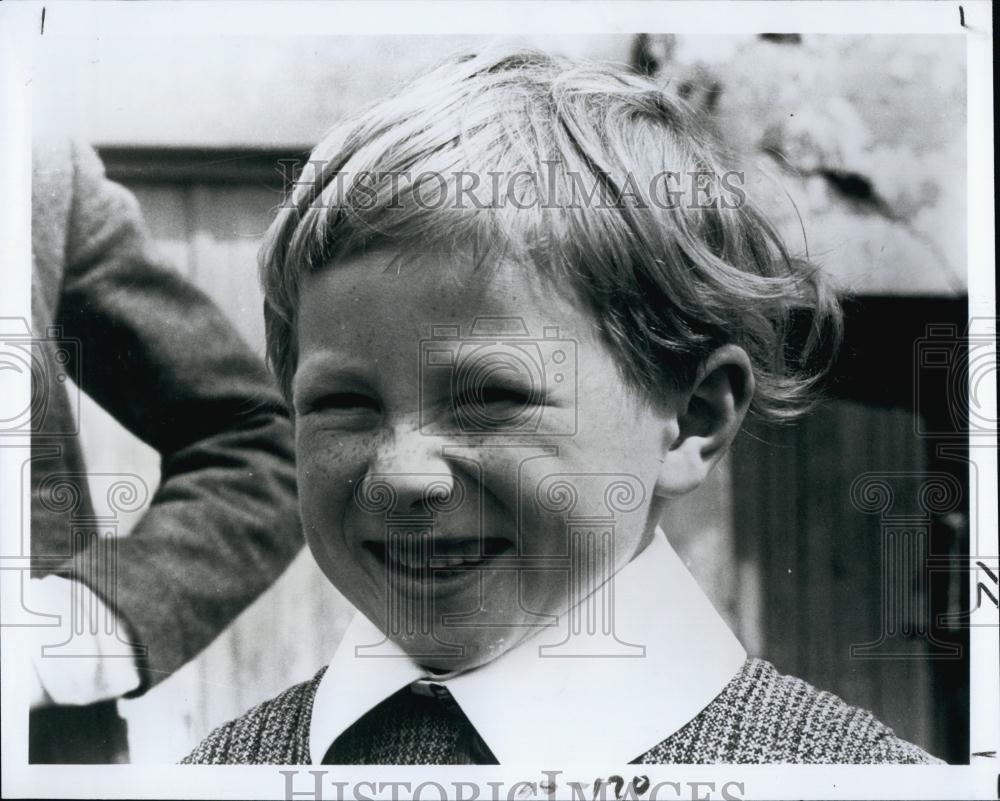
[655,345,755,497]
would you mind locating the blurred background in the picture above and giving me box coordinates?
[32,33,970,762]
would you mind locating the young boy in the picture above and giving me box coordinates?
[184,48,940,765]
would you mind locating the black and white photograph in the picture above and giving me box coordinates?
[0,2,995,799]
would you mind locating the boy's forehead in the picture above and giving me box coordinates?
[293,246,622,411]
[299,248,589,346]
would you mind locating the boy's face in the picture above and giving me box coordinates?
[293,248,681,671]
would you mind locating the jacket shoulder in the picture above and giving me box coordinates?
[639,659,942,764]
[31,138,77,313]
[181,667,326,765]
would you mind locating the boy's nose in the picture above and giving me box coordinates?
[364,430,457,514]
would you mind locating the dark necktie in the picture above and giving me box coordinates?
[322,680,498,765]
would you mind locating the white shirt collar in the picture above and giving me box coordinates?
[309,527,746,764]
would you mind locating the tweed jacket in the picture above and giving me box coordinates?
[182,658,940,765]
[30,138,303,694]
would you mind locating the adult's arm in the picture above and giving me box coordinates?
[54,140,303,695]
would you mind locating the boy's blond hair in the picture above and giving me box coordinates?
[260,48,842,419]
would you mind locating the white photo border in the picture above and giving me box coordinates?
[1,1,994,799]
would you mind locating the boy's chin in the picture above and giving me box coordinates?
[393,630,530,676]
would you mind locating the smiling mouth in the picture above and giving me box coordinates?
[363,536,514,573]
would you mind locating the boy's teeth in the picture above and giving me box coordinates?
[377,538,509,569]
[393,551,425,568]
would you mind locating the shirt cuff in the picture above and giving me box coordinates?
[29,575,142,707]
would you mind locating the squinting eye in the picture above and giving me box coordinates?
[455,386,536,407]
[305,392,380,415]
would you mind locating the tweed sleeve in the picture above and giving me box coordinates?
[54,140,303,696]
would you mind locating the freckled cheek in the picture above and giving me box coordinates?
[295,430,374,535]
